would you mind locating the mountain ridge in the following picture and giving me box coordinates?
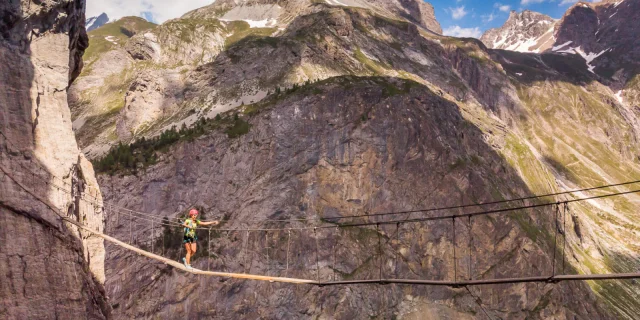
[87,12,110,31]
[481,0,640,84]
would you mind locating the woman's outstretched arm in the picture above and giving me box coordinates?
[200,220,220,226]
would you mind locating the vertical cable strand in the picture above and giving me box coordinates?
[332,227,338,281]
[453,217,457,283]
[468,215,472,281]
[562,202,568,274]
[552,204,559,277]
[395,222,400,279]
[286,229,291,278]
[314,228,320,281]
[377,223,383,280]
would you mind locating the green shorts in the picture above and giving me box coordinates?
[183,236,197,244]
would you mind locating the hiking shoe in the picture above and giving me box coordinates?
[182,257,188,267]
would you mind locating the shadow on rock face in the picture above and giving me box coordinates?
[0,1,110,318]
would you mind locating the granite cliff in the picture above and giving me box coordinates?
[0,0,109,318]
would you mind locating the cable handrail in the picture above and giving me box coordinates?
[3,163,640,288]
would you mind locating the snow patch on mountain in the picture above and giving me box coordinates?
[104,36,118,44]
[552,41,573,51]
[219,4,282,28]
[220,18,278,28]
[555,45,609,73]
[615,90,625,105]
[325,0,348,6]
[481,10,556,53]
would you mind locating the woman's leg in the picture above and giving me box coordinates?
[185,242,192,265]
[190,243,197,255]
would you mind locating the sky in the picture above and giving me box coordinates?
[86,0,603,38]
[432,0,603,38]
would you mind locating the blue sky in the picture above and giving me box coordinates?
[87,0,599,36]
[432,0,603,38]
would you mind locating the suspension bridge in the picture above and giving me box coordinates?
[1,130,640,288]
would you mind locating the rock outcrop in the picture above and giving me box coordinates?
[0,0,109,318]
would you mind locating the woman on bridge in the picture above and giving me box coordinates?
[182,208,219,270]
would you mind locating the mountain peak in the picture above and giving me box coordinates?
[86,13,109,32]
[481,10,555,53]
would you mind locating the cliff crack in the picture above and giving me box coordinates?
[32,92,41,136]
[20,255,27,298]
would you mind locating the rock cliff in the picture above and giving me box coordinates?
[0,0,109,318]
[68,0,640,319]
[99,77,608,319]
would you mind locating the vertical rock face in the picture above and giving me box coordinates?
[553,0,640,82]
[395,0,442,34]
[98,78,608,319]
[0,0,109,318]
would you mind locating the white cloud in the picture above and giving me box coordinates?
[443,26,482,38]
[86,0,214,23]
[494,3,511,12]
[521,0,546,5]
[520,0,600,5]
[559,0,602,5]
[482,13,497,22]
[449,6,469,20]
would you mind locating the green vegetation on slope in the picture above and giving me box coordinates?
[84,17,157,67]
[93,76,422,175]
[224,21,277,48]
[94,113,251,175]
[161,18,223,44]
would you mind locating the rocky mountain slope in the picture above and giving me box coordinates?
[480,10,556,53]
[100,76,611,319]
[72,1,640,319]
[482,0,640,161]
[552,0,640,87]
[482,1,640,85]
[0,0,109,318]
[187,0,442,34]
[87,13,110,32]
[68,0,442,158]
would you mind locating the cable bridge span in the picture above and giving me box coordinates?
[2,130,640,288]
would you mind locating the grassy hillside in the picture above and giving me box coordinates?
[84,17,157,67]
